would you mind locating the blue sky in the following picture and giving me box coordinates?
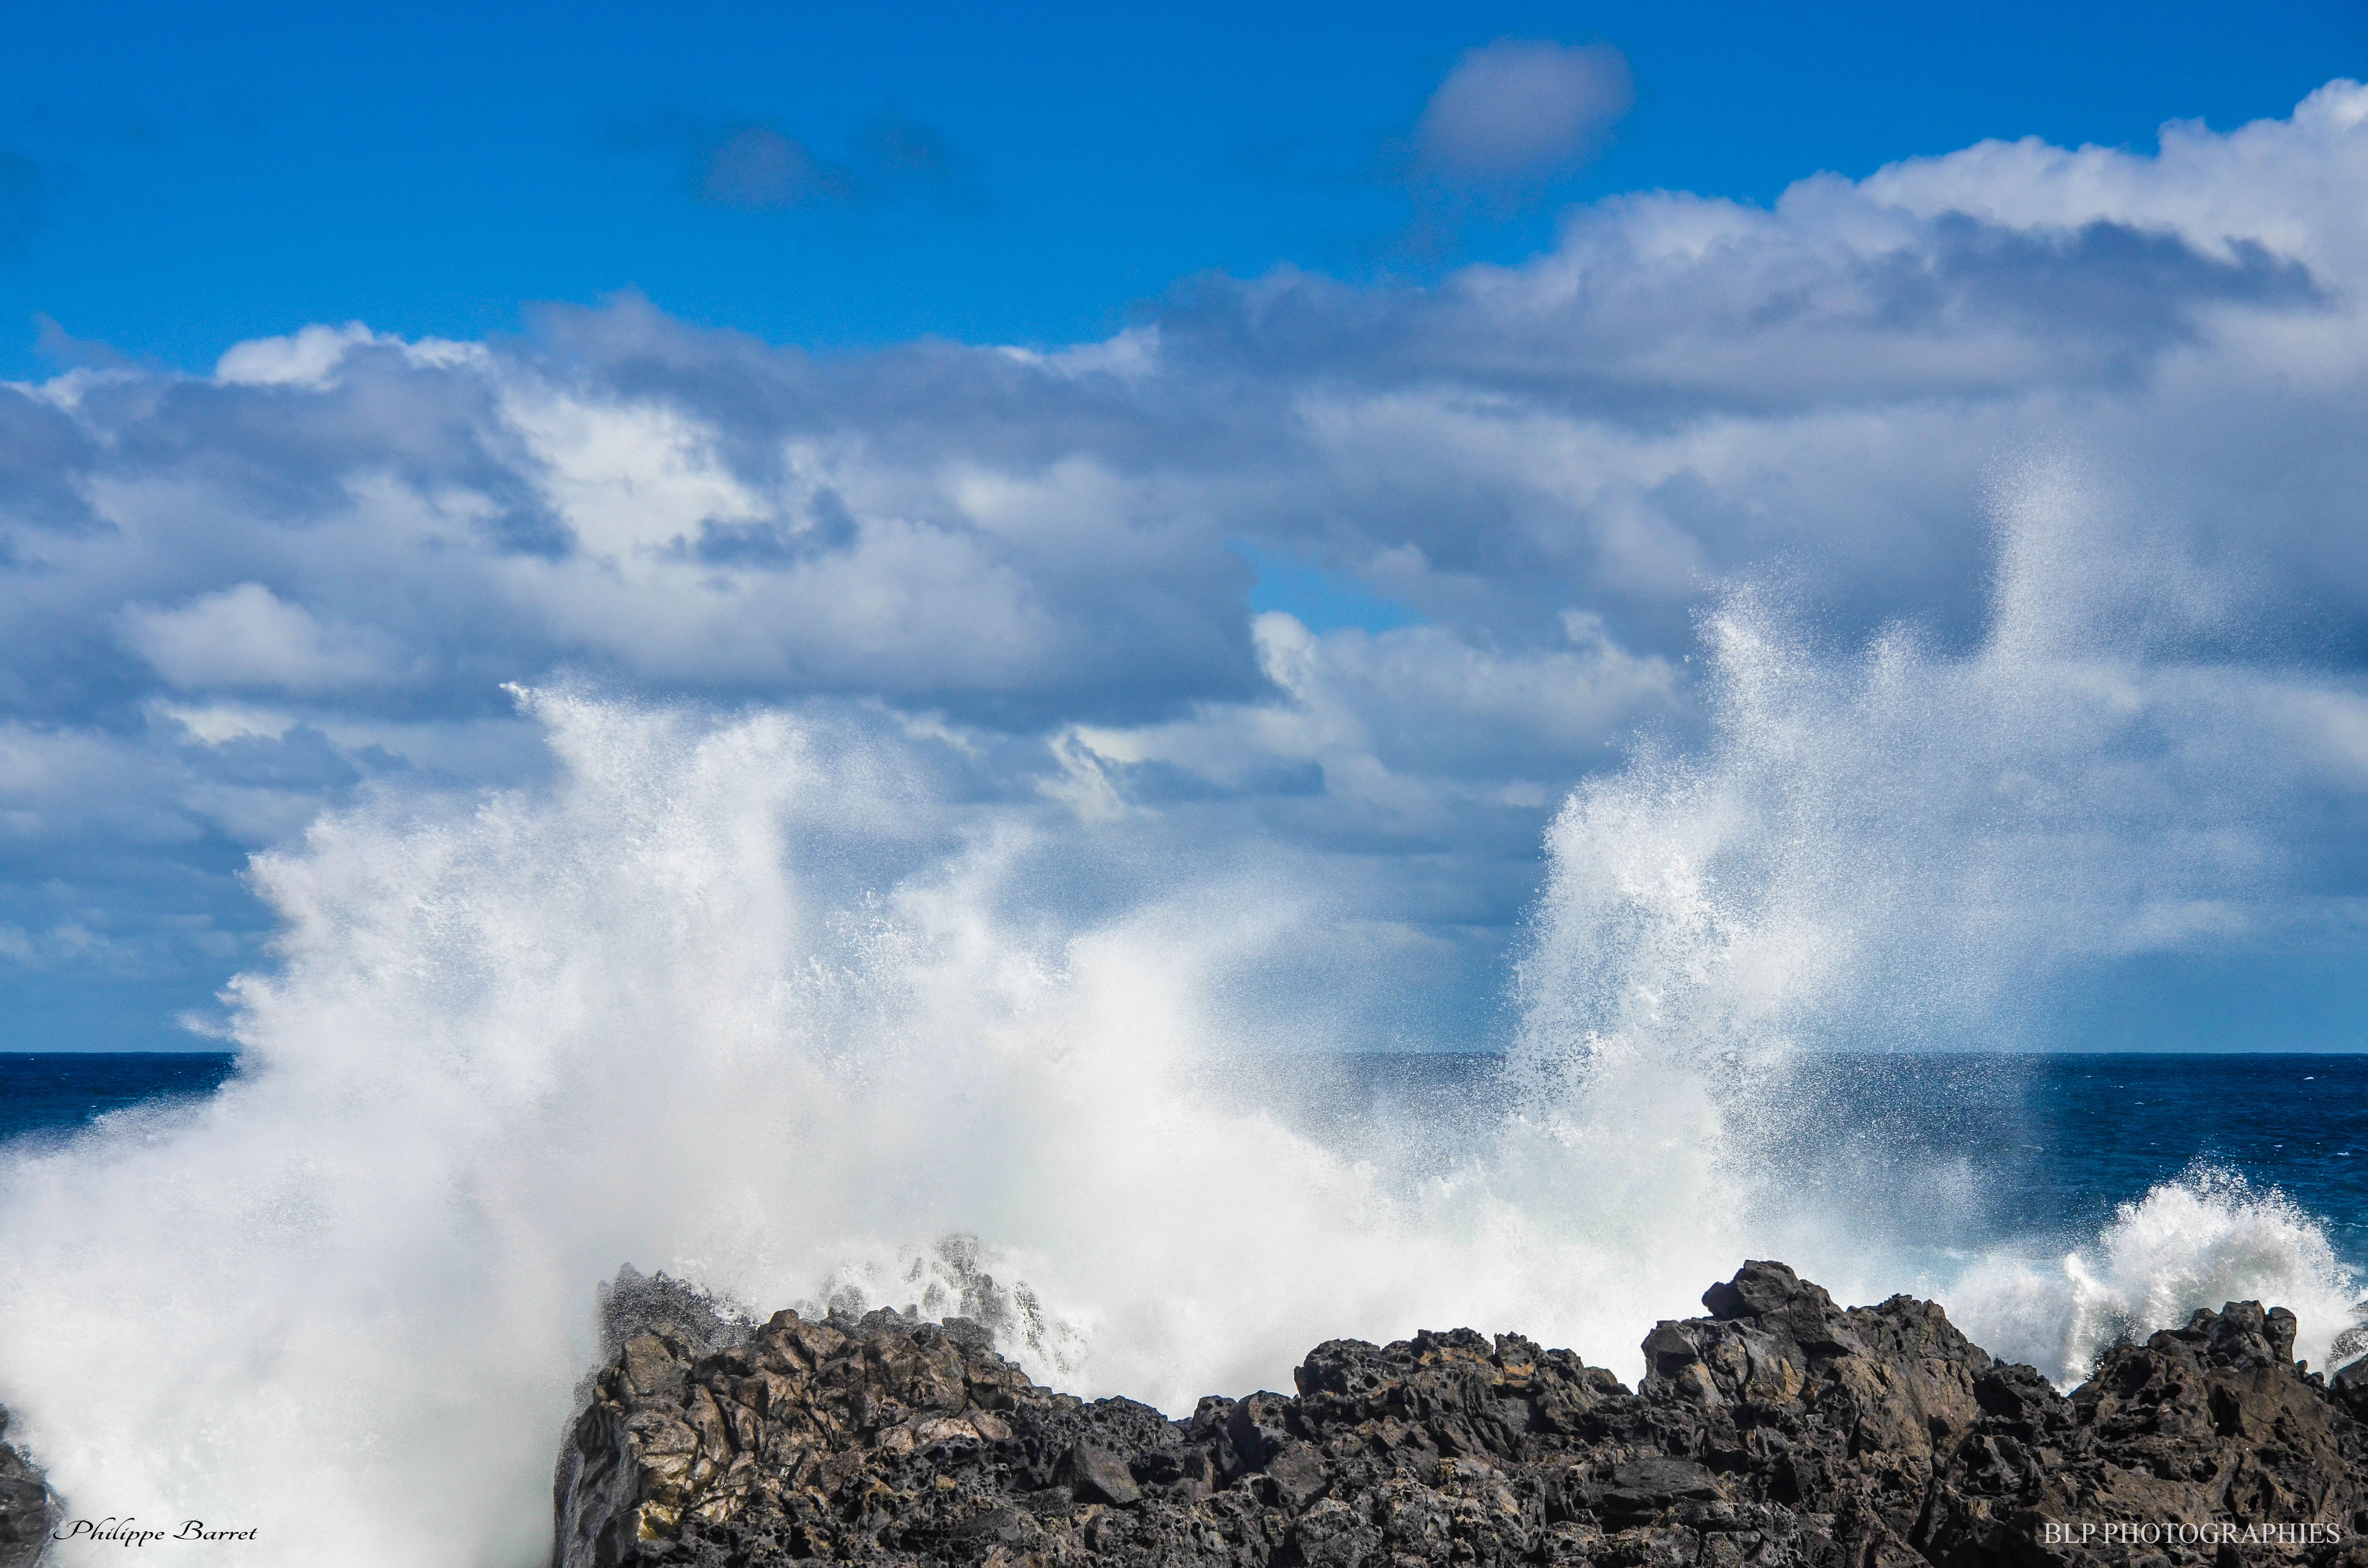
[8,3,2368,1052]
[6,1,2363,375]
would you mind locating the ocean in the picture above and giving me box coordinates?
[13,1045,2362,1310]
[0,1053,239,1145]
[1289,1048,2368,1281]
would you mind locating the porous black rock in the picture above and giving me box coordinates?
[554,1262,2368,1567]
[0,1405,57,1568]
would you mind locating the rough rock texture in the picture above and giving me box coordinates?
[0,1405,57,1568]
[555,1261,2368,1568]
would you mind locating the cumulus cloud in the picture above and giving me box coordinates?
[1415,39,1633,182]
[119,583,408,693]
[8,83,2368,1043]
[215,323,402,388]
[1061,612,1675,825]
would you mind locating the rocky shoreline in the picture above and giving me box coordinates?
[555,1262,2368,1568]
[1,1261,2360,1566]
[0,1406,57,1568]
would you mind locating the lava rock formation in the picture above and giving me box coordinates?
[554,1261,2368,1568]
[0,1406,56,1568]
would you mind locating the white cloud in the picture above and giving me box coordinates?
[7,82,2368,1041]
[119,583,406,693]
[1416,39,1633,180]
[149,700,299,746]
[214,323,391,388]
[1858,80,2368,275]
[1001,324,1163,381]
[499,385,771,562]
[1060,611,1676,827]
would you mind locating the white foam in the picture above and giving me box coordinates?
[1501,461,2363,1381]
[0,468,2358,1564]
[0,694,1755,1566]
[1946,1167,2363,1384]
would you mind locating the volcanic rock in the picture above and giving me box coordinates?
[553,1262,2368,1567]
[0,1405,56,1568]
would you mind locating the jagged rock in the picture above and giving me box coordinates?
[2334,1353,2368,1419]
[0,1405,57,1568]
[554,1261,2368,1567]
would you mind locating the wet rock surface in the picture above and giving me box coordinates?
[0,1406,57,1568]
[555,1261,2368,1568]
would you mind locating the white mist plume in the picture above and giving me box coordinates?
[0,465,2359,1565]
[0,692,1752,1568]
[1504,456,2359,1359]
[1519,457,2278,1081]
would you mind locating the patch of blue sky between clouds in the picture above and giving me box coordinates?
[1234,543,1421,635]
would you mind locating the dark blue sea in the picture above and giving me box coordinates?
[7,1049,2364,1278]
[1253,1050,2368,1279]
[0,1052,239,1143]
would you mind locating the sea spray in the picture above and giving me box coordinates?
[1498,459,2362,1375]
[0,696,1751,1568]
[1944,1167,2363,1385]
[0,466,2358,1565]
